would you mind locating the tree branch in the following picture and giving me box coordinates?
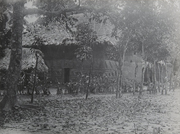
[24,6,80,16]
[23,5,106,17]
[23,0,115,19]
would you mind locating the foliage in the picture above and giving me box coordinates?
[32,0,79,34]
[75,46,93,61]
[0,3,12,59]
[74,23,98,61]
[72,73,116,94]
[75,0,172,64]
[105,44,118,61]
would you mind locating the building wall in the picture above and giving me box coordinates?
[40,45,144,84]
[46,59,116,83]
[40,44,109,83]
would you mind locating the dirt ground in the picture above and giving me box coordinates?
[0,89,180,134]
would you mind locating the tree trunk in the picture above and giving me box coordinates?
[116,71,120,98]
[161,66,164,95]
[116,58,121,98]
[0,1,24,111]
[140,67,145,95]
[85,70,91,99]
[139,43,145,95]
[165,63,167,95]
[157,63,161,92]
[154,61,157,92]
[116,47,126,98]
[86,57,93,99]
[116,69,122,98]
[133,63,138,95]
[133,80,135,95]
[146,65,151,94]
[119,69,123,98]
[31,53,38,103]
[169,65,173,91]
[161,63,168,95]
[161,64,166,95]
[153,61,157,93]
[170,60,175,91]
[147,65,150,84]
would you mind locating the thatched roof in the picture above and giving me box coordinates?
[0,48,48,72]
[23,14,117,46]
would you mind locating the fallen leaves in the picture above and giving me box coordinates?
[1,90,180,134]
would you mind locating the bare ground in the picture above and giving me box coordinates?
[0,89,180,134]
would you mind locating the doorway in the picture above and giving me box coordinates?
[64,68,70,83]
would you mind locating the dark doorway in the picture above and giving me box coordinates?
[64,68,70,83]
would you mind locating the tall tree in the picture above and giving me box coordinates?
[75,22,98,99]
[0,0,24,111]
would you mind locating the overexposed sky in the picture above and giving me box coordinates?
[24,1,38,23]
[24,1,37,9]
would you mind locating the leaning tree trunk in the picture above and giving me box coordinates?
[0,1,24,111]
